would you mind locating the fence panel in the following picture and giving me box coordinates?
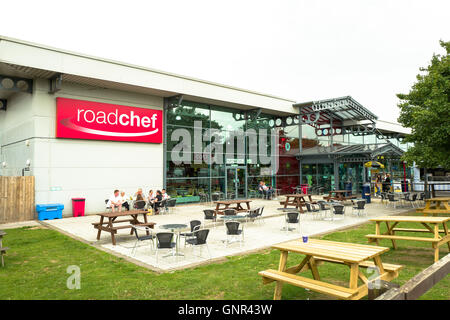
[0,176,35,223]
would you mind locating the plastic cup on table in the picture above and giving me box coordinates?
[302,235,309,243]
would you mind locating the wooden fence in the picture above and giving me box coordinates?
[0,176,35,223]
[376,253,450,300]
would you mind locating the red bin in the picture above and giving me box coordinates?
[301,184,309,194]
[71,198,86,217]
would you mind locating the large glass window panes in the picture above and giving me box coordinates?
[301,164,317,186]
[349,134,363,145]
[364,134,377,145]
[301,125,319,150]
[338,163,364,193]
[166,178,209,203]
[277,156,299,175]
[167,126,210,151]
[167,101,210,127]
[166,153,209,178]
[211,106,246,132]
[166,100,302,201]
[317,163,334,193]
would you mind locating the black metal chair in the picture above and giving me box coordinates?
[404,193,418,208]
[418,192,425,206]
[199,192,210,204]
[131,226,155,256]
[225,221,244,247]
[317,200,331,218]
[105,199,111,212]
[331,204,345,221]
[180,220,202,247]
[246,208,259,223]
[134,200,147,210]
[380,192,388,207]
[155,232,176,263]
[224,208,237,216]
[352,200,366,217]
[387,193,399,209]
[185,229,211,259]
[284,211,300,232]
[166,198,177,214]
[305,202,322,220]
[203,209,216,227]
[400,193,410,207]
[256,206,265,224]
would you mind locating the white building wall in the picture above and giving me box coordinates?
[0,91,34,176]
[1,78,164,216]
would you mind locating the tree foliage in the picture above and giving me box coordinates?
[397,40,450,169]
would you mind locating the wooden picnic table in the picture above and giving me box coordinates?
[416,197,450,216]
[0,230,9,267]
[366,216,450,262]
[213,199,251,215]
[323,190,356,202]
[259,239,401,300]
[280,194,313,213]
[93,210,156,245]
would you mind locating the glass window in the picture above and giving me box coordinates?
[167,101,210,127]
[211,105,246,132]
[349,134,363,144]
[301,164,317,186]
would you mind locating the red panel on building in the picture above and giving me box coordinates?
[56,97,163,143]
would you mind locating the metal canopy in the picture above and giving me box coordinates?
[298,142,404,160]
[294,96,378,126]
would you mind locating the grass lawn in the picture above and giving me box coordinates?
[0,211,448,300]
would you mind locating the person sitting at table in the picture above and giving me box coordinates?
[107,189,122,212]
[161,188,170,200]
[134,189,146,209]
[259,181,274,200]
[134,188,145,199]
[150,190,163,214]
[147,189,155,206]
[119,191,130,211]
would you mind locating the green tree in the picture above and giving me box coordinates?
[397,40,450,169]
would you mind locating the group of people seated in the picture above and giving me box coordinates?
[258,181,274,200]
[106,188,170,214]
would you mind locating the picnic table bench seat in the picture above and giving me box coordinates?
[259,269,358,299]
[311,256,403,273]
[366,234,440,243]
[421,209,450,216]
[0,247,9,253]
[133,222,156,228]
[91,218,135,226]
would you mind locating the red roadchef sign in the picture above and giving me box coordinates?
[56,98,163,143]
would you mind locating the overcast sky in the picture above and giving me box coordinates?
[1,0,449,122]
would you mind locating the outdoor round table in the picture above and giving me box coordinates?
[219,215,247,221]
[160,223,188,257]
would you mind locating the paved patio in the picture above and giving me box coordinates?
[42,196,414,272]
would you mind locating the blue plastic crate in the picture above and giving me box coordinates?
[36,204,64,221]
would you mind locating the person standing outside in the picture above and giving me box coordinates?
[375,174,382,196]
[384,174,391,193]
[107,189,122,212]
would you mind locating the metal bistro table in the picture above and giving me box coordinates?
[219,215,247,222]
[160,223,188,257]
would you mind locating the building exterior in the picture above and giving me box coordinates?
[0,36,412,215]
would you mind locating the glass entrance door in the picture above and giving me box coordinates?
[225,166,247,199]
[338,163,364,193]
